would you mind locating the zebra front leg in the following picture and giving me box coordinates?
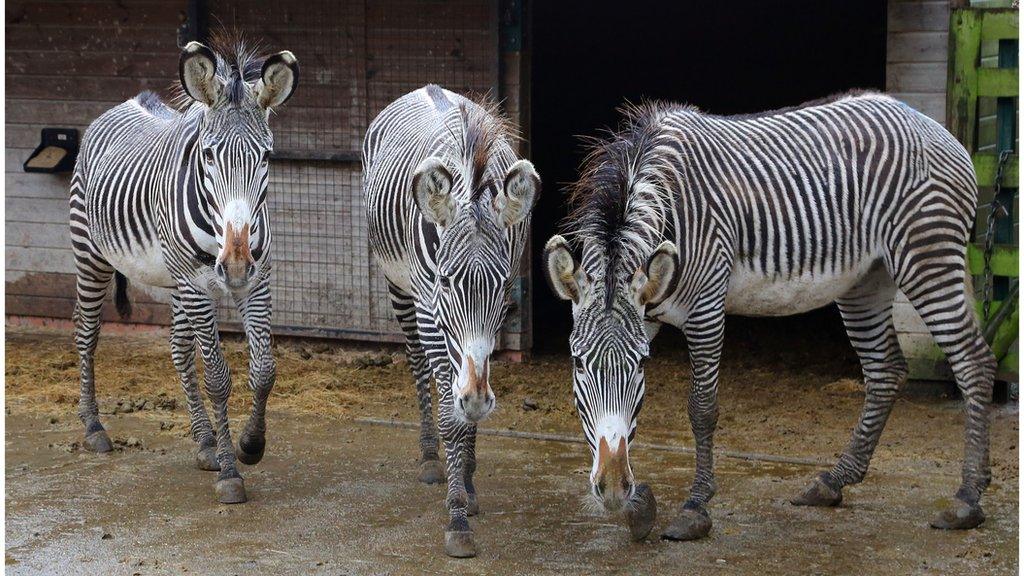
[74,264,115,453]
[438,384,476,557]
[663,300,724,541]
[234,280,276,466]
[464,425,479,516]
[179,287,246,504]
[169,294,218,471]
[793,272,904,507]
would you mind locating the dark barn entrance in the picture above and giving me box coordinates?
[529,0,888,354]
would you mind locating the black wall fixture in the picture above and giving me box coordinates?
[23,128,79,174]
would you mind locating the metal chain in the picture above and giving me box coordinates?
[982,149,1012,321]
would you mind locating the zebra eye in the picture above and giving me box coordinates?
[202,148,215,164]
[260,151,271,167]
[439,275,451,290]
[573,357,585,374]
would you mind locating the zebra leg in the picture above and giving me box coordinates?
[178,286,246,504]
[438,382,477,557]
[901,264,994,529]
[73,258,115,453]
[793,264,905,507]
[663,298,724,541]
[234,280,276,466]
[389,281,443,484]
[464,425,479,516]
[169,293,218,471]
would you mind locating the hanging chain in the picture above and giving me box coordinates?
[982,149,1012,321]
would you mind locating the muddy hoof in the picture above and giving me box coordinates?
[791,475,842,507]
[930,499,985,530]
[84,429,114,453]
[625,483,657,542]
[444,531,477,558]
[236,434,265,466]
[195,444,220,471]
[417,459,445,485]
[215,477,247,504]
[466,492,480,517]
[661,507,712,541]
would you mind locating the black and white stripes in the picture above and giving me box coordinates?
[69,35,298,504]
[362,85,539,557]
[547,92,995,539]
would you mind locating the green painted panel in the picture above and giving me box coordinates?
[973,152,1019,186]
[981,10,1020,42]
[967,243,1019,276]
[977,68,1019,97]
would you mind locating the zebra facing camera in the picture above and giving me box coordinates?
[23,128,79,174]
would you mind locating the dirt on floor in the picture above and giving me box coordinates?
[4,324,1020,575]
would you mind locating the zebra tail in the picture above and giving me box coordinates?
[114,272,133,319]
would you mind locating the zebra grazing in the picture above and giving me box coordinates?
[69,37,298,504]
[545,92,995,541]
[363,85,540,557]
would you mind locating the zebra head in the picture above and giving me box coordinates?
[411,108,540,423]
[178,40,298,289]
[545,236,677,511]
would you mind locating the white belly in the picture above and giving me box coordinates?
[104,243,175,289]
[724,259,877,316]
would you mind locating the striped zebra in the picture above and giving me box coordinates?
[69,37,298,504]
[544,92,995,541]
[363,85,540,557]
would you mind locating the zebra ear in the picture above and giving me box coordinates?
[495,160,540,228]
[179,42,223,107]
[412,157,456,227]
[544,235,584,304]
[257,51,299,110]
[630,241,678,306]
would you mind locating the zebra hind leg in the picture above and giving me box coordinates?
[792,263,905,507]
[902,266,994,529]
[74,264,116,453]
[389,281,444,484]
[170,294,219,471]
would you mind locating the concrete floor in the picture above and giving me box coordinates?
[5,410,1018,575]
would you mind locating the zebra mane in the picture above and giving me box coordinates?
[170,29,266,110]
[448,97,517,203]
[565,102,675,309]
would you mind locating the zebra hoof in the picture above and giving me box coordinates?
[417,459,445,484]
[466,492,480,517]
[236,433,265,466]
[661,506,711,541]
[930,499,985,530]
[84,429,113,453]
[791,475,843,507]
[443,531,477,558]
[625,483,657,542]
[215,477,247,504]
[195,444,220,471]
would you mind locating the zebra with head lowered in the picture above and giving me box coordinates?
[363,85,540,557]
[70,37,298,504]
[545,92,995,541]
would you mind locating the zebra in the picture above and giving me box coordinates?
[362,85,540,557]
[69,36,298,504]
[544,92,995,541]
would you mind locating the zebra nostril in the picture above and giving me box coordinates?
[214,262,225,278]
[457,397,465,412]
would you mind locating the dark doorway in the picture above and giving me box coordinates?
[529,0,888,354]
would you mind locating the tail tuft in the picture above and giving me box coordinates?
[114,272,132,319]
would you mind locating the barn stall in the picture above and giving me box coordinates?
[4,1,1019,574]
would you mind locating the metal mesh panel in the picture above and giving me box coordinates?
[207,0,499,342]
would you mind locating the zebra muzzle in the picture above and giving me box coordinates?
[594,436,634,512]
[454,355,495,422]
[217,221,255,288]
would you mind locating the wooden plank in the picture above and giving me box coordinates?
[888,0,951,33]
[892,92,946,122]
[973,152,1019,187]
[6,245,75,274]
[5,51,178,78]
[887,31,949,63]
[5,1,186,28]
[967,243,1019,277]
[6,221,70,250]
[980,9,1020,41]
[947,8,982,147]
[886,62,948,92]
[977,67,1019,97]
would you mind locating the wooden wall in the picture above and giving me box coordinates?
[6,0,188,325]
